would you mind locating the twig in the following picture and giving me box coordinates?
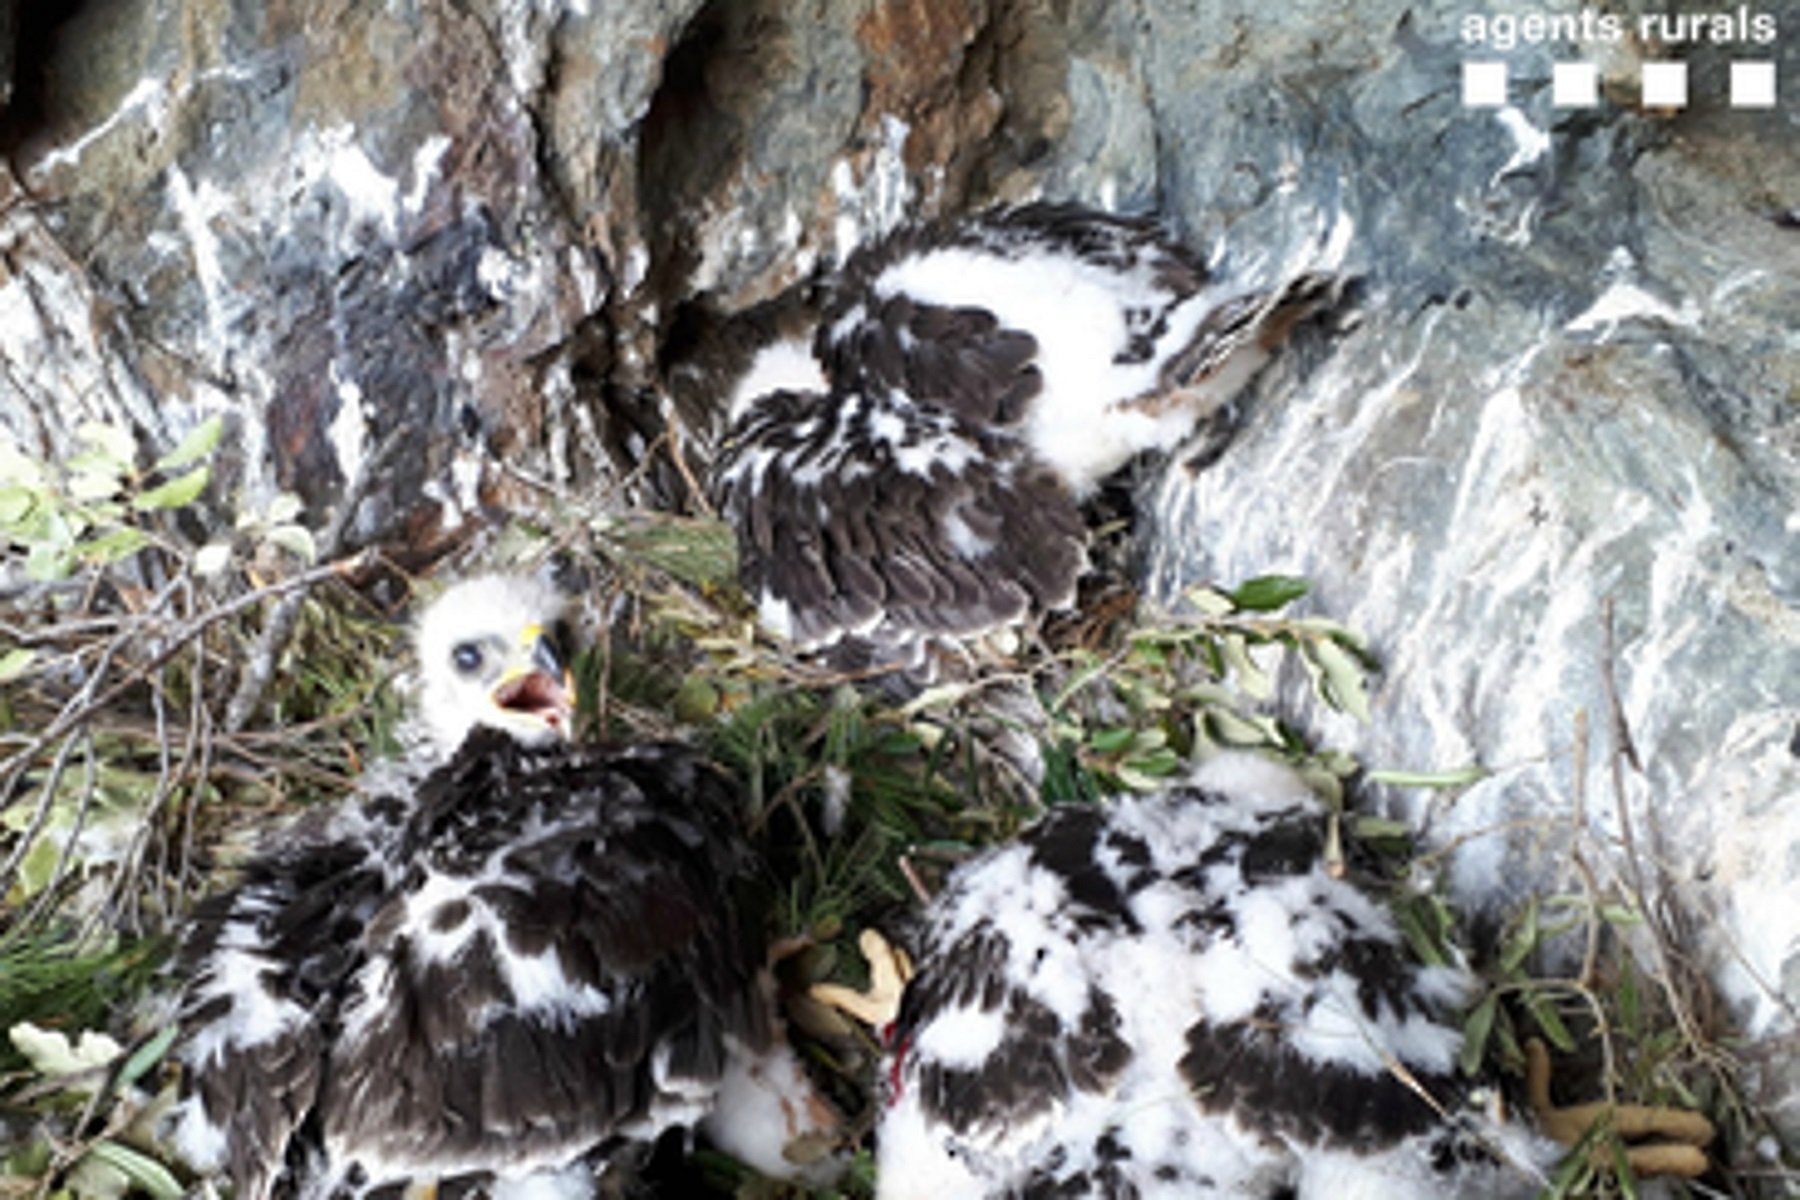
[665,421,716,518]
[176,669,216,913]
[102,590,207,937]
[167,630,212,916]
[1596,599,1710,1057]
[1570,705,1588,830]
[0,614,131,645]
[592,426,670,511]
[222,429,406,732]
[896,853,933,906]
[0,554,373,801]
[1567,707,1604,994]
[1599,601,1647,911]
[0,635,125,917]
[1568,849,1604,991]
[8,731,101,950]
[492,456,565,499]
[1599,598,1642,775]
[101,644,174,938]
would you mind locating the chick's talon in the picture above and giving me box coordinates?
[1525,1037,1715,1178]
[808,928,914,1029]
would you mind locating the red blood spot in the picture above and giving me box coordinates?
[886,1031,911,1106]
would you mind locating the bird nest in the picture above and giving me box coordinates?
[0,424,1787,1199]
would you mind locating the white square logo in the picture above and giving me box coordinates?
[1463,61,1509,107]
[1731,61,1777,109]
[1552,61,1599,108]
[1641,61,1688,108]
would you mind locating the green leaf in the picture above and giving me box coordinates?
[1364,764,1488,788]
[1129,726,1168,753]
[1598,903,1643,927]
[80,498,124,524]
[12,834,64,898]
[154,414,224,470]
[1228,574,1309,612]
[131,465,209,511]
[1545,1126,1599,1197]
[1296,761,1344,809]
[79,1142,183,1200]
[7,1022,122,1078]
[1179,681,1237,709]
[1394,896,1451,967]
[0,483,39,527]
[79,526,150,566]
[1123,746,1181,777]
[1310,636,1371,721]
[1349,814,1414,841]
[1184,585,1236,617]
[1458,992,1498,1076]
[117,1024,179,1090]
[1087,726,1136,755]
[264,522,317,562]
[74,422,136,471]
[3,1135,52,1177]
[1203,707,1278,748]
[1616,959,1641,1035]
[5,498,63,547]
[875,730,924,755]
[1039,740,1104,806]
[0,648,37,684]
[1202,638,1237,683]
[1610,1133,1640,1200]
[1115,764,1170,791]
[1219,633,1272,700]
[1500,894,1539,974]
[1662,1070,1702,1109]
[1524,990,1577,1052]
[25,540,75,583]
[1292,616,1371,650]
[65,461,125,500]
[672,676,721,723]
[1492,1004,1524,1069]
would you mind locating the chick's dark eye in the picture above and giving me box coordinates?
[451,642,484,674]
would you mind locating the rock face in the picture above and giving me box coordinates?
[1131,6,1800,1149]
[1,0,1795,1151]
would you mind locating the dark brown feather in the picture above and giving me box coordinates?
[176,731,766,1196]
[712,385,1087,669]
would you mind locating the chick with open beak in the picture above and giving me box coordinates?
[413,574,577,756]
[171,571,822,1199]
[489,620,576,737]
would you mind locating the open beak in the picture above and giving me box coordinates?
[491,624,575,739]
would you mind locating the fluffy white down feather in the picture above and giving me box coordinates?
[877,751,1557,1199]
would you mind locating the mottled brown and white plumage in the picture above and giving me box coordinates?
[710,201,1345,671]
[169,576,817,1198]
[876,753,1554,1199]
[714,384,1086,666]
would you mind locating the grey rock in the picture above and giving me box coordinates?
[1127,0,1800,1145]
